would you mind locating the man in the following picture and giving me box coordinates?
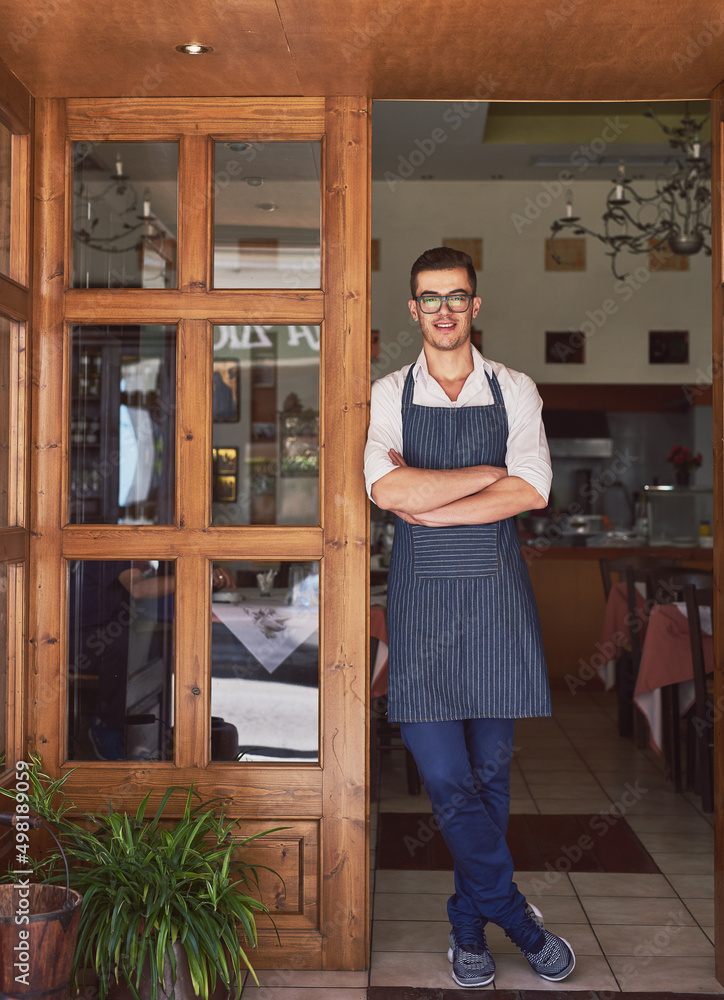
[364,247,575,987]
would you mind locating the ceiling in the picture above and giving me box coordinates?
[2,0,724,101]
[372,100,711,181]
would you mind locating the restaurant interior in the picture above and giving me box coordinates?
[1,73,720,993]
[361,99,719,994]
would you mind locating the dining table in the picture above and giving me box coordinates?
[597,582,713,755]
[633,601,713,754]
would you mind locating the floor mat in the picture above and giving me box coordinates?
[376,812,659,873]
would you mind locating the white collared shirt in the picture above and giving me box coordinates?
[364,346,552,504]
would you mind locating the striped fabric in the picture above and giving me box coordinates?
[387,367,551,722]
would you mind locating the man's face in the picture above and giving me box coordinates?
[408,266,481,353]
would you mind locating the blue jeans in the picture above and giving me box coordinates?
[400,718,544,953]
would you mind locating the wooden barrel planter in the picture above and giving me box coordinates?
[0,883,82,1000]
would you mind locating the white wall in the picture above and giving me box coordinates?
[371,180,712,385]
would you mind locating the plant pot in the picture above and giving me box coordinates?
[105,940,243,1000]
[675,470,691,486]
[211,716,239,761]
[0,884,82,1000]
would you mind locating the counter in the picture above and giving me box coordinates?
[523,544,712,683]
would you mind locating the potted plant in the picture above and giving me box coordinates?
[667,444,703,486]
[0,756,279,1000]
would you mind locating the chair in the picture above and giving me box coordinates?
[683,584,714,813]
[645,567,713,791]
[598,556,680,740]
[645,566,713,605]
[624,565,651,748]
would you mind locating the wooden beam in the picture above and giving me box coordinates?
[319,95,370,971]
[28,99,66,772]
[66,98,325,139]
[64,288,324,324]
[60,525,324,559]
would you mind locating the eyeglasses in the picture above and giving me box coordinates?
[415,293,473,314]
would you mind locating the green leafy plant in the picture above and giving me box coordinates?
[0,755,280,1000]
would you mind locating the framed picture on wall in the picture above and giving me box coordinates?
[216,447,238,475]
[212,360,239,422]
[215,475,237,503]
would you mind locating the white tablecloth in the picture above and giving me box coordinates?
[212,592,318,673]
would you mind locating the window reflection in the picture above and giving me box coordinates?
[212,325,319,525]
[66,559,175,761]
[69,325,176,525]
[0,122,11,277]
[210,560,319,762]
[213,142,321,289]
[72,141,178,289]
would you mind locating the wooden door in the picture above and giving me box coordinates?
[0,63,31,790]
[29,96,370,969]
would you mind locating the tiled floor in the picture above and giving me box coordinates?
[244,689,720,996]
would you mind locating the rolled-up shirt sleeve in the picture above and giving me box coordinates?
[364,374,404,502]
[504,373,552,503]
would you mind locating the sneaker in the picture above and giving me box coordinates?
[523,928,576,982]
[447,929,495,988]
[88,718,125,761]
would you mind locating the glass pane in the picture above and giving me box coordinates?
[67,559,175,761]
[0,121,11,277]
[69,325,176,525]
[213,142,321,288]
[0,314,21,527]
[212,324,319,525]
[72,141,178,288]
[210,560,318,762]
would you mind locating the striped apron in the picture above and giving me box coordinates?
[386,366,551,722]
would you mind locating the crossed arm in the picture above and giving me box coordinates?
[370,449,547,526]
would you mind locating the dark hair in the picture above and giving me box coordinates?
[410,246,477,298]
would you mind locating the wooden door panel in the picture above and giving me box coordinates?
[28,95,369,970]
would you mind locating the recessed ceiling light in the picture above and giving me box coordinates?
[256,202,277,212]
[175,43,213,55]
[246,176,264,187]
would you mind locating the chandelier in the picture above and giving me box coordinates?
[549,107,711,280]
[73,153,171,256]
